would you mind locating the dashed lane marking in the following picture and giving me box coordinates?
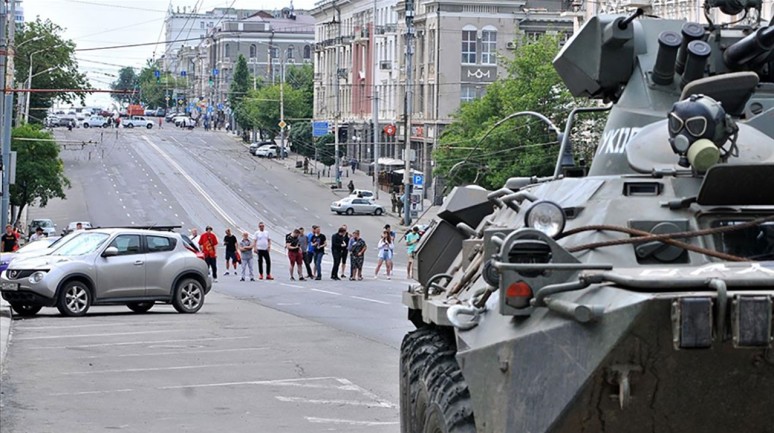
[63,363,245,376]
[310,288,342,296]
[276,396,393,408]
[280,283,303,289]
[349,296,389,305]
[305,418,399,426]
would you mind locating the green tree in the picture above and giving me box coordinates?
[110,67,139,102]
[284,64,313,117]
[239,84,307,139]
[137,63,179,108]
[14,18,90,124]
[434,34,598,190]
[10,125,71,223]
[229,55,250,107]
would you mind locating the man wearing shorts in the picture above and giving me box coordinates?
[285,229,305,280]
[223,228,238,275]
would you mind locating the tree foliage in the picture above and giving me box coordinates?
[229,55,250,107]
[135,62,181,109]
[110,67,139,102]
[14,18,90,124]
[434,34,602,190]
[10,125,71,222]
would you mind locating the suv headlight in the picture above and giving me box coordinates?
[29,271,48,284]
[524,201,566,238]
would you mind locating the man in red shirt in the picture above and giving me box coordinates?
[198,225,219,282]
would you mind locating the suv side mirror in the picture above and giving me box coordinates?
[103,246,119,257]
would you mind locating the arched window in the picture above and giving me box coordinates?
[303,44,311,59]
[461,25,477,64]
[249,44,257,59]
[287,45,295,59]
[481,25,497,65]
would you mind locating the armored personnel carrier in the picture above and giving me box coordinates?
[400,1,774,432]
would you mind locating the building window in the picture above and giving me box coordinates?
[481,29,497,65]
[525,31,544,41]
[303,44,311,59]
[224,43,231,59]
[271,47,279,58]
[461,28,477,64]
[200,21,205,29]
[461,84,477,103]
[249,44,257,58]
[287,45,295,59]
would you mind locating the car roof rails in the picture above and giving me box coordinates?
[89,225,183,232]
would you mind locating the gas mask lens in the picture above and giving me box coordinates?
[668,112,707,138]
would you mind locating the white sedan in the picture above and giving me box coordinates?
[82,116,108,128]
[331,197,385,216]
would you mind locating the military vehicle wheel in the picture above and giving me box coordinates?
[127,302,154,313]
[400,327,474,433]
[10,303,42,317]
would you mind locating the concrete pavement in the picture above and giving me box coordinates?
[0,298,10,374]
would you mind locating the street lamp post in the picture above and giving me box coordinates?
[23,48,46,125]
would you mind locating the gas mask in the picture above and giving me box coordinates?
[668,94,738,172]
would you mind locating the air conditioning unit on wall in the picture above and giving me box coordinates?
[506,41,516,50]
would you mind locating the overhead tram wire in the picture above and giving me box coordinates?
[75,37,206,52]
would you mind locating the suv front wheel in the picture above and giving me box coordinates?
[57,281,92,317]
[172,278,204,313]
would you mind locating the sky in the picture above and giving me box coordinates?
[21,0,318,108]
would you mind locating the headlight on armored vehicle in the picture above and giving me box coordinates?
[524,201,566,237]
[29,271,47,284]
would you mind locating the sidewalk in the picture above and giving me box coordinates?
[1,298,11,373]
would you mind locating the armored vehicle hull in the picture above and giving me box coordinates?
[401,7,774,433]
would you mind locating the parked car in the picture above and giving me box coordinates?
[144,109,156,117]
[349,189,375,199]
[123,116,154,129]
[56,117,76,127]
[175,116,196,129]
[83,116,108,128]
[330,197,385,215]
[0,236,61,273]
[28,218,57,237]
[0,228,212,317]
[254,144,288,158]
[45,116,60,127]
[62,221,92,235]
[155,108,166,117]
[249,141,275,155]
[166,112,184,123]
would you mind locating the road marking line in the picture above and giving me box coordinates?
[159,376,346,391]
[27,336,251,350]
[13,329,201,341]
[335,377,397,408]
[280,283,303,289]
[50,389,135,397]
[57,347,270,361]
[305,417,399,426]
[15,321,182,331]
[63,363,244,376]
[276,396,393,408]
[310,288,342,296]
[350,296,389,305]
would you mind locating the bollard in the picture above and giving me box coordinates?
[88,152,91,160]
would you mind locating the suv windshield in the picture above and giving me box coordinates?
[31,220,53,228]
[53,232,110,256]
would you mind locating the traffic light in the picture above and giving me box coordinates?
[338,126,348,143]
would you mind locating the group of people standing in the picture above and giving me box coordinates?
[190,222,423,283]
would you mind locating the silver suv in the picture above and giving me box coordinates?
[0,228,212,317]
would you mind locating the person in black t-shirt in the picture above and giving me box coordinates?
[1,224,18,252]
[310,226,327,280]
[223,228,238,276]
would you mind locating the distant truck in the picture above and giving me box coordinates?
[127,104,145,116]
[123,116,154,129]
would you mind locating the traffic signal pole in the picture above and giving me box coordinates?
[403,0,415,226]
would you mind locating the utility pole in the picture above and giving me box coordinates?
[403,0,415,226]
[333,3,341,188]
[1,0,17,229]
[279,55,286,159]
[372,0,379,199]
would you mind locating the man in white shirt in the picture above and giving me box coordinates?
[253,222,273,280]
[29,227,46,242]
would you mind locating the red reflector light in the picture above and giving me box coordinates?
[506,281,532,298]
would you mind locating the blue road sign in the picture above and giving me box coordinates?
[180,70,187,77]
[154,70,160,78]
[312,121,329,137]
[207,105,214,114]
[217,103,224,110]
[413,174,424,186]
[212,68,219,76]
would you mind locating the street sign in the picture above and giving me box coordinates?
[278,120,287,129]
[412,173,424,186]
[154,70,160,78]
[312,121,329,137]
[384,124,396,136]
[212,68,219,76]
[217,103,224,110]
[180,70,187,77]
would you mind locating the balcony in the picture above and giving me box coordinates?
[379,61,392,71]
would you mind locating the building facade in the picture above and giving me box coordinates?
[312,0,573,198]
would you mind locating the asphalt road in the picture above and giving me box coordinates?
[1,125,415,432]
